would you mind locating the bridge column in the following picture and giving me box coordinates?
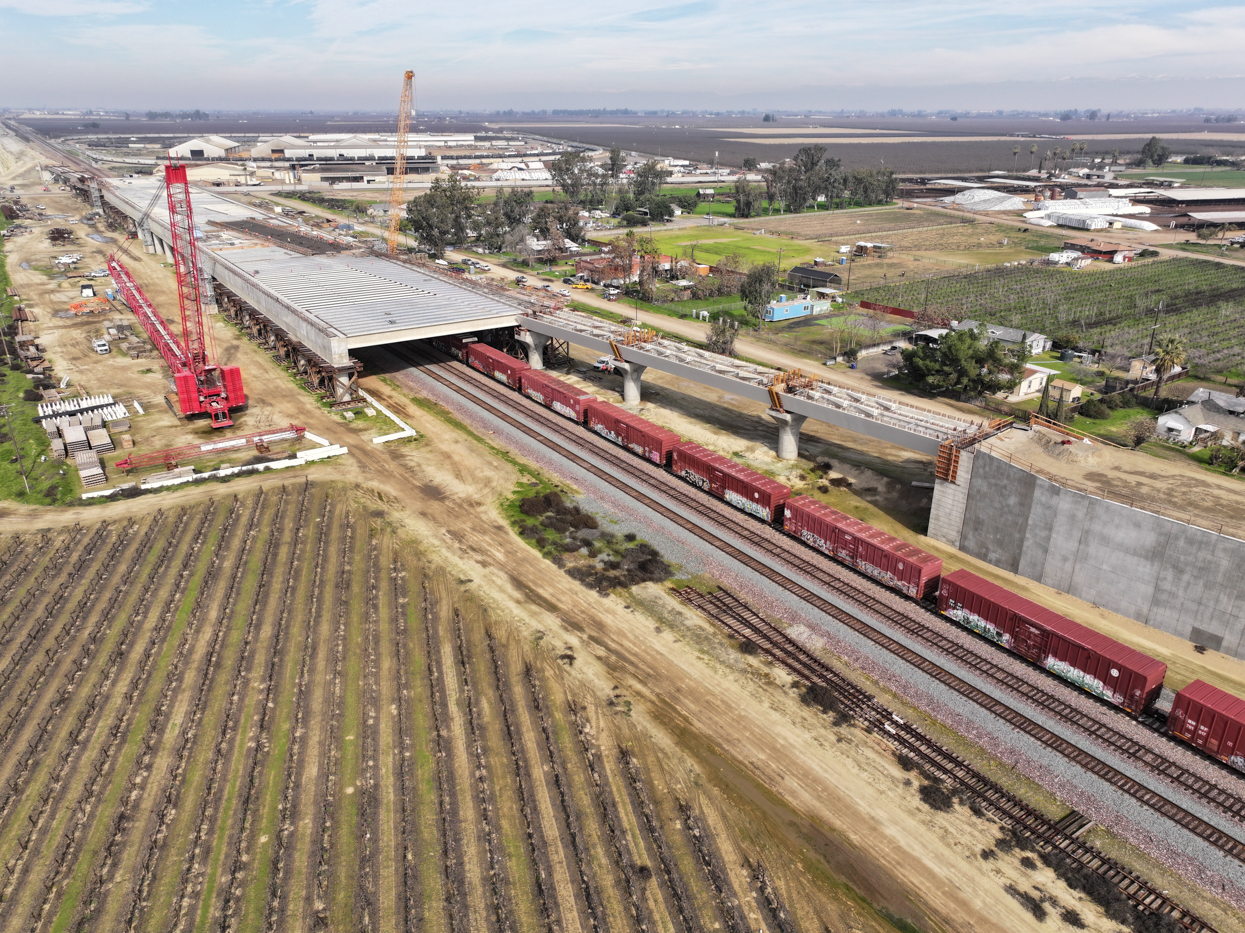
[612,360,646,405]
[514,330,549,370]
[768,409,807,461]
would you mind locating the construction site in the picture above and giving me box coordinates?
[5,76,1245,933]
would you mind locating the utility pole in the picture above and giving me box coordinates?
[1146,301,1164,356]
[0,405,30,494]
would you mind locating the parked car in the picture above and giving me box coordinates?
[562,277,576,285]
[477,263,491,271]
[514,275,527,284]
[434,258,450,266]
[91,339,110,355]
[86,269,110,278]
[558,289,571,296]
[592,356,615,372]
[572,282,592,289]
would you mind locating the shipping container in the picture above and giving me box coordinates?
[583,400,681,467]
[937,569,1165,714]
[1168,681,1245,771]
[672,442,791,523]
[466,342,530,390]
[518,370,594,422]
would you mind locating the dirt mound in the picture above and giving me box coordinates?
[1031,429,1102,465]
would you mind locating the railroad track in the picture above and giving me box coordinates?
[392,343,1241,929]
[674,585,1213,930]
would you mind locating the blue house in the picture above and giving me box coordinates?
[763,295,832,322]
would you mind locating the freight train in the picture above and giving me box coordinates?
[433,336,1245,772]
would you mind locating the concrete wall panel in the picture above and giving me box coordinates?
[931,448,1245,659]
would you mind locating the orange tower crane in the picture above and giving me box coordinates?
[387,70,415,254]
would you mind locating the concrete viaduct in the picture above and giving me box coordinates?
[68,171,983,460]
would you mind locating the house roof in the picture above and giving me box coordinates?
[952,319,1048,344]
[1187,387,1245,416]
[1052,379,1080,390]
[787,265,842,283]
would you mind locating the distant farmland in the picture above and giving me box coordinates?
[852,257,1245,365]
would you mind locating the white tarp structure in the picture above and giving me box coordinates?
[1026,197,1150,216]
[1102,216,1160,231]
[1040,212,1110,230]
[1026,216,1057,227]
[939,189,1028,211]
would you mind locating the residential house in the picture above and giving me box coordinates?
[1157,389,1245,444]
[1050,379,1083,404]
[763,296,834,322]
[1128,355,1185,384]
[950,320,1053,354]
[1004,364,1060,402]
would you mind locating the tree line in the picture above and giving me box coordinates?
[733,145,898,219]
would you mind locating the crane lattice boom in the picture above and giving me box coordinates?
[387,70,415,254]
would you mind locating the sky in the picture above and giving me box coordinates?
[1,0,1243,112]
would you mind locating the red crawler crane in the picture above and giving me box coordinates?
[107,161,245,427]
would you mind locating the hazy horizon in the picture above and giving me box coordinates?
[1,1,1243,113]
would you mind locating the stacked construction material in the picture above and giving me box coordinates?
[37,393,121,419]
[119,434,134,450]
[108,419,131,433]
[141,465,193,488]
[86,428,113,453]
[50,438,66,459]
[63,424,89,455]
[74,449,106,487]
[44,421,60,440]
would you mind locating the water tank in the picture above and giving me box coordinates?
[1060,349,1075,362]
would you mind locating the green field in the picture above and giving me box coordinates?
[1118,167,1245,188]
[852,257,1245,366]
[600,224,820,267]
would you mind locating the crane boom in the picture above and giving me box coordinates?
[387,70,415,254]
[165,163,211,374]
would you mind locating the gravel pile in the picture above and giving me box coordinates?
[382,350,1245,908]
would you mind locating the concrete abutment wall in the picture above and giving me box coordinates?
[929,449,1245,659]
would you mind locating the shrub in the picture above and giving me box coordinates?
[918,782,955,812]
[738,638,758,655]
[519,495,547,517]
[571,513,599,530]
[623,532,636,542]
[21,388,40,402]
[980,847,997,860]
[1005,886,1047,922]
[1080,398,1111,419]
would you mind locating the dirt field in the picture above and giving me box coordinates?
[734,206,963,240]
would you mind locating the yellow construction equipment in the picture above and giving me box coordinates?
[387,70,415,254]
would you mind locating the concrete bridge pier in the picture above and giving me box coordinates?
[612,360,647,405]
[768,409,808,460]
[514,330,550,370]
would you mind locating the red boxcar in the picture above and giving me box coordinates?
[783,495,942,599]
[937,569,1166,715]
[1168,681,1245,771]
[672,442,791,523]
[583,400,680,466]
[466,343,529,389]
[519,370,594,422]
[430,334,468,361]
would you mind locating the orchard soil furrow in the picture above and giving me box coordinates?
[0,523,115,744]
[390,556,429,933]
[0,517,147,830]
[0,530,51,613]
[216,480,313,933]
[0,526,83,649]
[486,631,559,933]
[0,517,142,915]
[524,662,609,933]
[372,535,402,933]
[451,607,516,933]
[0,511,170,927]
[676,801,750,933]
[0,503,220,933]
[308,508,355,931]
[267,490,338,933]
[567,703,653,933]
[422,577,473,933]
[618,750,701,933]
[356,528,382,933]
[124,493,261,933]
[748,862,798,933]
[170,485,293,933]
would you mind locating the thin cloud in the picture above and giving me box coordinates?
[0,0,146,13]
[632,1,715,23]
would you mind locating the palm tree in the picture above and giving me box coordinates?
[1110,148,1120,168]
[1013,146,1020,172]
[1152,335,1187,400]
[1053,146,1063,172]
[1029,144,1038,170]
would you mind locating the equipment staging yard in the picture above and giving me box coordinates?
[6,124,1245,933]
